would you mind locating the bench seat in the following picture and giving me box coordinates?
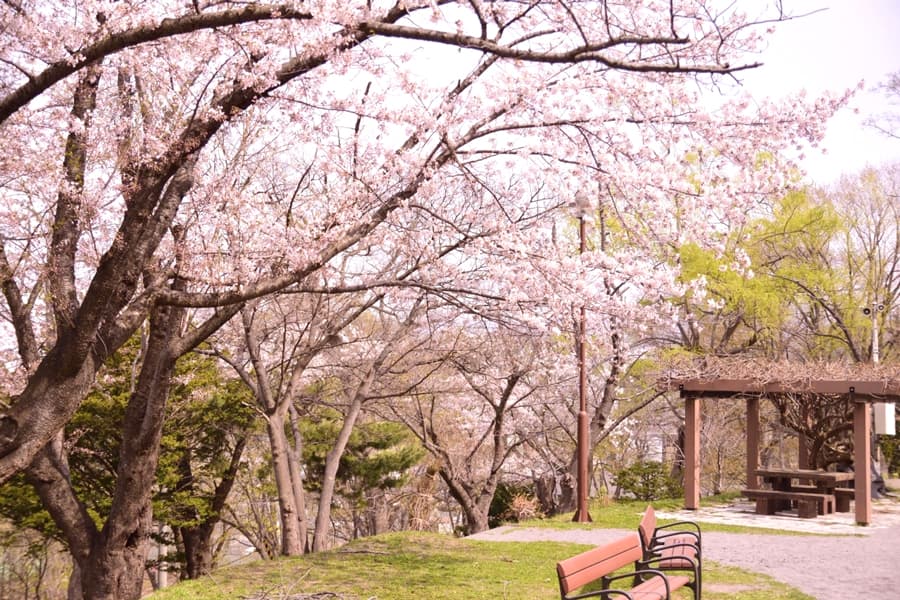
[637,505,701,600]
[556,532,693,600]
[741,488,834,518]
[653,539,698,569]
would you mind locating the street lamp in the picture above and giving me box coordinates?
[862,302,884,364]
[864,302,895,436]
[573,194,592,522]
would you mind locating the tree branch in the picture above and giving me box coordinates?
[0,4,314,124]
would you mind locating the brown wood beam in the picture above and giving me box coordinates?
[854,400,872,526]
[798,402,810,470]
[684,395,701,510]
[676,378,900,400]
[746,397,760,489]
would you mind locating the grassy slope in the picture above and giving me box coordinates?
[148,496,815,600]
[148,532,811,599]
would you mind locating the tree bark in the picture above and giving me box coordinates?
[440,474,493,535]
[78,296,182,599]
[366,491,390,536]
[176,433,246,578]
[287,405,309,553]
[311,388,366,552]
[311,335,393,551]
[266,412,305,556]
[180,524,215,580]
[31,267,192,598]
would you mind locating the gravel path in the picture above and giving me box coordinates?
[468,522,900,599]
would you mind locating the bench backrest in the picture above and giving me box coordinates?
[556,532,643,597]
[638,504,656,549]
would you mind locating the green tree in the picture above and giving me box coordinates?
[0,338,255,583]
[670,177,900,470]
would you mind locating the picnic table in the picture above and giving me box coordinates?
[742,468,855,518]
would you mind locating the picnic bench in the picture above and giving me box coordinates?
[744,467,854,518]
[741,488,834,518]
[556,532,695,600]
[638,505,701,600]
[794,483,856,513]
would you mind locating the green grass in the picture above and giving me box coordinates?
[147,530,812,600]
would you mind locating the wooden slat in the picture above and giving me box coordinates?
[741,489,832,501]
[638,504,656,548]
[556,533,642,594]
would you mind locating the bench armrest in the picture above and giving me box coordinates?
[639,542,701,564]
[655,520,701,535]
[652,540,700,554]
[653,523,701,546]
[650,536,701,556]
[605,568,670,597]
[635,544,700,584]
[564,589,635,600]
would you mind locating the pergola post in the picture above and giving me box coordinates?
[684,394,701,510]
[853,399,872,525]
[798,402,811,470]
[746,397,760,489]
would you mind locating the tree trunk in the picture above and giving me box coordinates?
[29,288,187,599]
[180,524,214,580]
[440,474,493,535]
[459,495,490,535]
[534,468,574,516]
[367,491,390,536]
[312,392,365,552]
[175,433,246,578]
[67,560,83,600]
[26,441,152,600]
[556,462,578,513]
[288,405,309,553]
[266,412,304,556]
[79,300,181,599]
[312,354,384,552]
[79,503,154,600]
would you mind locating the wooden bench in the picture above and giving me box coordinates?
[638,505,701,600]
[792,483,853,513]
[741,488,834,518]
[556,532,693,600]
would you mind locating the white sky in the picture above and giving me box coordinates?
[739,0,900,184]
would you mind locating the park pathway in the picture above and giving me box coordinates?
[468,501,900,600]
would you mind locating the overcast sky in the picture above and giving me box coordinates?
[739,1,900,184]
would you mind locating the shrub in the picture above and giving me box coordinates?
[614,460,683,501]
[489,482,543,527]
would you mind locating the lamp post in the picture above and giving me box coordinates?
[864,301,895,436]
[863,302,883,365]
[573,197,592,522]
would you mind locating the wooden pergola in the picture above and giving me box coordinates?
[670,378,900,526]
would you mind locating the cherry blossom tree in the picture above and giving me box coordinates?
[0,1,847,597]
[215,292,376,556]
[216,288,434,553]
[387,326,564,534]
